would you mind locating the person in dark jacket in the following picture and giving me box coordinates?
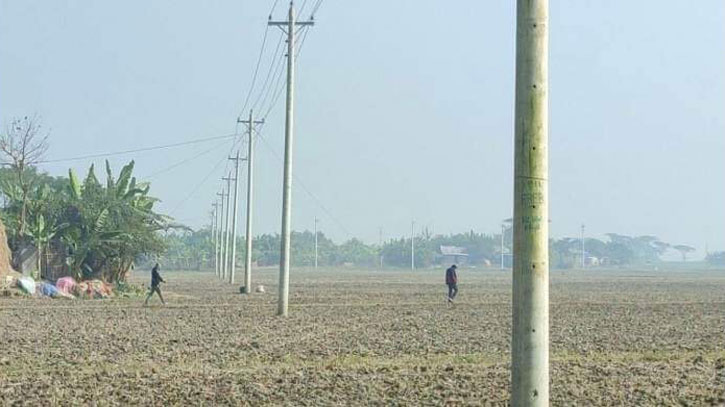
[445,264,458,302]
[144,263,166,306]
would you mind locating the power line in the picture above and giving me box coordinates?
[142,139,231,180]
[237,26,270,118]
[261,25,311,120]
[298,0,310,16]
[310,0,325,17]
[262,64,289,119]
[269,0,281,16]
[237,0,286,118]
[171,136,242,214]
[254,127,351,237]
[37,133,237,164]
[258,43,288,119]
[250,31,285,113]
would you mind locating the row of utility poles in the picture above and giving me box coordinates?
[210,2,314,317]
[210,111,262,290]
[211,0,552,403]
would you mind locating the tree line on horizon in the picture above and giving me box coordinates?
[156,227,704,271]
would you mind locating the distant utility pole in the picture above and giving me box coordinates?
[238,110,264,293]
[314,217,319,270]
[501,223,506,270]
[411,220,415,270]
[228,153,244,285]
[212,202,220,275]
[269,1,314,317]
[222,175,233,282]
[580,224,585,269]
[216,191,226,280]
[511,0,550,405]
[379,227,384,271]
[209,209,215,272]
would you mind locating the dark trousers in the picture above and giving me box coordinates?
[447,283,458,300]
[145,285,165,305]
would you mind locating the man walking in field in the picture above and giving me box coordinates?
[144,263,166,306]
[445,264,458,303]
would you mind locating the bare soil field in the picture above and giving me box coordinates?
[2,268,725,405]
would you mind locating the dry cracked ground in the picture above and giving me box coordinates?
[2,268,725,406]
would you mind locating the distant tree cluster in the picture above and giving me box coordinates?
[705,252,725,266]
[161,229,701,271]
[551,234,699,268]
[159,229,500,270]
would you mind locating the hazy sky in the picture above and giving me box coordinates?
[1,1,723,258]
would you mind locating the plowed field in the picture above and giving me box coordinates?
[2,268,724,405]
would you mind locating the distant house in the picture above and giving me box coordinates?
[438,245,469,265]
[585,256,600,267]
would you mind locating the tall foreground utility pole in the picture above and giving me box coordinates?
[269,2,314,317]
[228,153,243,285]
[216,190,226,280]
[238,111,264,293]
[512,0,549,405]
[222,175,233,282]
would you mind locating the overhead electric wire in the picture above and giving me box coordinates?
[257,41,288,118]
[269,0,281,16]
[262,65,289,119]
[298,0,310,17]
[37,133,237,165]
[261,26,310,121]
[253,127,352,237]
[310,0,324,17]
[142,139,231,180]
[250,31,285,113]
[237,26,270,118]
[236,0,289,118]
[172,136,242,214]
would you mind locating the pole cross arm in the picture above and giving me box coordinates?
[237,118,266,125]
[238,120,265,125]
[268,21,314,26]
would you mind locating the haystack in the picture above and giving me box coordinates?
[0,217,19,278]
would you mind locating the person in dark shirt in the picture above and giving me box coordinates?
[445,264,458,303]
[144,263,166,306]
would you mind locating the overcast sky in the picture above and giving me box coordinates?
[1,1,723,258]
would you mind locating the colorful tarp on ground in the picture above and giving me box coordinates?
[0,275,115,299]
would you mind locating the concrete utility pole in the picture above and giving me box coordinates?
[212,202,220,275]
[269,2,314,317]
[222,175,233,282]
[209,208,215,272]
[512,0,550,405]
[228,153,243,285]
[501,223,506,270]
[379,227,383,271]
[314,217,319,270]
[216,191,226,280]
[580,224,585,269]
[411,220,415,270]
[238,111,264,293]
